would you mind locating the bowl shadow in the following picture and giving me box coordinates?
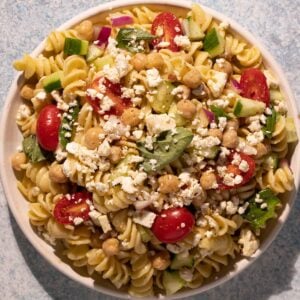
[9,190,300,300]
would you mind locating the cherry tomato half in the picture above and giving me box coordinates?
[152,207,195,243]
[54,192,92,225]
[240,68,270,106]
[151,12,183,52]
[87,77,131,116]
[36,104,61,151]
[218,152,256,190]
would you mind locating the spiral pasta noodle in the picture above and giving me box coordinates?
[271,115,288,158]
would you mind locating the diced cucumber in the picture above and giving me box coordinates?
[168,103,187,127]
[64,38,89,55]
[86,44,104,63]
[92,55,114,71]
[170,252,194,270]
[286,117,298,143]
[151,81,175,113]
[263,108,277,139]
[137,225,152,243]
[162,271,185,295]
[270,89,284,102]
[233,97,266,117]
[263,153,279,170]
[182,17,204,41]
[203,28,224,58]
[42,71,63,93]
[198,146,220,159]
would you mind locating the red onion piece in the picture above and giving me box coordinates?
[203,108,215,123]
[95,26,111,46]
[111,15,133,27]
[231,79,242,93]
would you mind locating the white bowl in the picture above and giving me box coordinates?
[1,0,299,298]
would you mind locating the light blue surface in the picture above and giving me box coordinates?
[0,0,299,299]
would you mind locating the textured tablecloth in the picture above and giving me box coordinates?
[1,0,299,299]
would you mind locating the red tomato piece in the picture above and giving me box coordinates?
[240,68,270,106]
[151,12,182,52]
[36,104,61,151]
[87,77,131,116]
[152,207,195,243]
[53,192,92,225]
[218,152,256,190]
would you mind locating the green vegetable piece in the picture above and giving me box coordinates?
[43,71,63,93]
[22,135,47,163]
[137,127,193,172]
[64,38,89,55]
[168,103,187,127]
[116,28,156,52]
[137,225,152,243]
[59,100,80,149]
[210,105,231,120]
[197,145,220,159]
[233,97,266,117]
[244,188,280,230]
[182,17,204,41]
[263,107,277,139]
[170,252,194,270]
[263,153,279,170]
[162,270,185,295]
[203,28,224,57]
[151,81,175,113]
[270,89,284,103]
[286,117,298,143]
[86,44,104,63]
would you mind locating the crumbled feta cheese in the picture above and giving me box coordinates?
[133,211,157,228]
[106,37,119,57]
[274,101,287,114]
[207,71,227,97]
[112,176,137,194]
[157,41,170,48]
[146,68,162,88]
[121,87,135,99]
[145,114,176,135]
[260,203,268,209]
[225,201,238,215]
[174,35,191,48]
[237,140,257,156]
[133,84,145,95]
[98,140,111,157]
[35,91,47,100]
[103,115,130,140]
[207,98,229,108]
[255,194,263,203]
[238,228,259,257]
[132,130,143,140]
[16,104,31,120]
[102,64,120,83]
[98,215,112,233]
[239,160,249,172]
[246,130,264,146]
[219,22,229,30]
[263,70,279,89]
[232,153,242,166]
[73,217,84,226]
[218,117,227,131]
[115,53,130,78]
[191,135,221,148]
[51,90,69,111]
[265,107,272,115]
[248,119,262,132]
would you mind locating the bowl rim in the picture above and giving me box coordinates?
[1,0,299,299]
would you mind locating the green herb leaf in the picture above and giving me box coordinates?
[244,188,280,230]
[263,108,277,139]
[210,105,231,120]
[116,28,156,52]
[59,100,80,149]
[137,127,193,172]
[22,135,47,163]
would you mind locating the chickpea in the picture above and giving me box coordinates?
[213,59,233,77]
[255,142,270,159]
[146,53,165,70]
[176,85,190,100]
[131,53,147,71]
[109,146,122,164]
[191,82,211,100]
[182,69,202,89]
[200,171,217,190]
[102,238,120,256]
[226,119,239,131]
[76,20,94,41]
[20,84,34,100]
[208,128,223,141]
[222,129,238,149]
[177,100,196,119]
[120,108,142,127]
[84,127,104,150]
[158,174,180,194]
[151,251,171,270]
[49,164,68,183]
[11,152,27,171]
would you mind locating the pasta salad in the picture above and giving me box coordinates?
[11,3,298,297]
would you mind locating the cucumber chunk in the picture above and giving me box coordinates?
[93,55,114,71]
[233,97,266,117]
[42,71,63,93]
[64,38,89,55]
[263,153,279,170]
[137,225,152,243]
[182,17,204,41]
[168,103,187,127]
[270,89,284,102]
[198,146,220,159]
[162,271,185,295]
[286,117,298,143]
[86,44,104,62]
[170,252,194,270]
[203,28,224,57]
[151,81,175,113]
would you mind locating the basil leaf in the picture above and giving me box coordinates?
[137,127,193,172]
[244,188,280,230]
[22,135,47,163]
[116,28,156,52]
[59,101,80,149]
[263,108,277,139]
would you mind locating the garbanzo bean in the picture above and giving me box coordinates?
[222,129,238,149]
[131,53,147,71]
[151,251,171,270]
[109,146,122,164]
[11,152,27,171]
[177,100,196,119]
[102,238,120,256]
[200,171,217,190]
[49,164,68,183]
[158,174,180,194]
[120,108,142,127]
[84,127,104,150]
[182,69,202,89]
[146,53,164,70]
